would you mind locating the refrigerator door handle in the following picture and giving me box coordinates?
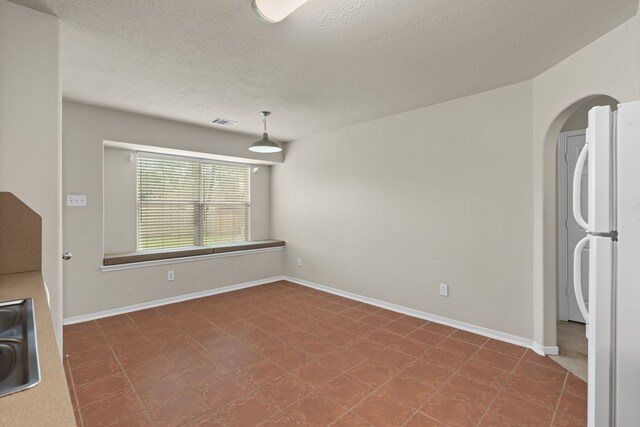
[573,143,590,230]
[573,235,590,322]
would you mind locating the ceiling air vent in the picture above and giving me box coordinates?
[210,117,237,126]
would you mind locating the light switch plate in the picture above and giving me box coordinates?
[439,283,449,297]
[66,195,87,207]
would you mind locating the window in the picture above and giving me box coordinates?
[136,154,250,251]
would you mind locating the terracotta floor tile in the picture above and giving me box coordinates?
[294,360,342,388]
[470,348,520,372]
[261,412,300,426]
[196,372,253,409]
[261,374,313,410]
[352,392,415,426]
[450,330,489,346]
[134,373,192,407]
[399,360,454,390]
[70,355,123,387]
[216,391,278,427]
[320,374,373,408]
[512,361,568,389]
[147,388,210,427]
[564,373,587,398]
[552,413,587,426]
[268,347,313,371]
[75,372,132,408]
[179,358,230,390]
[483,339,527,358]
[286,392,347,425]
[237,358,286,387]
[317,349,367,373]
[408,328,447,346]
[392,337,431,358]
[348,360,398,388]
[331,412,371,427]
[369,348,415,371]
[423,346,469,371]
[485,392,555,426]
[381,320,420,336]
[66,347,116,371]
[81,389,144,427]
[108,411,154,427]
[440,374,500,410]
[123,354,175,385]
[435,337,480,358]
[64,320,99,336]
[419,322,457,336]
[458,360,512,388]
[522,349,567,371]
[395,315,429,328]
[360,314,392,328]
[377,376,435,409]
[66,283,581,426]
[405,412,446,426]
[421,392,486,427]
[504,373,562,410]
[556,392,587,422]
[346,338,385,357]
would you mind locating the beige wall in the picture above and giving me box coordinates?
[561,95,619,131]
[103,147,272,254]
[273,16,640,347]
[63,102,283,318]
[273,81,535,339]
[0,1,63,348]
[531,16,639,346]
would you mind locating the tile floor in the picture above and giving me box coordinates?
[63,280,587,426]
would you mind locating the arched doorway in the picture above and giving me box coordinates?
[552,96,618,379]
[540,94,619,377]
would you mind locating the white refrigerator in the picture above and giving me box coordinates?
[572,101,640,426]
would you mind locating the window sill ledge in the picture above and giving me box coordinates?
[101,240,285,272]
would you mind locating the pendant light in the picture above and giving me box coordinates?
[249,111,282,153]
[251,0,308,23]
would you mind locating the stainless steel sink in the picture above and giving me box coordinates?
[0,299,40,398]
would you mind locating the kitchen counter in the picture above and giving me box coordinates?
[0,271,75,426]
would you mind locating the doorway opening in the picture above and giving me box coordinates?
[554,95,618,380]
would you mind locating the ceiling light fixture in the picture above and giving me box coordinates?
[249,111,282,153]
[251,0,308,23]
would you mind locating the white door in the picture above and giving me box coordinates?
[560,130,589,323]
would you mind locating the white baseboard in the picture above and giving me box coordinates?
[532,341,560,356]
[63,275,285,325]
[283,275,554,355]
[63,273,559,357]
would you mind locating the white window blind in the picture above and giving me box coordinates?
[137,155,250,251]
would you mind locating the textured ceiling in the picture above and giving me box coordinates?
[10,0,639,141]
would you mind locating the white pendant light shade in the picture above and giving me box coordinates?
[251,0,308,23]
[249,111,282,153]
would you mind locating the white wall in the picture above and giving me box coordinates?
[273,81,535,339]
[0,1,63,349]
[63,102,283,318]
[103,147,271,254]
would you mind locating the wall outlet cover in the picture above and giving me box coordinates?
[66,194,87,207]
[167,270,175,281]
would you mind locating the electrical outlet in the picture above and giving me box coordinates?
[297,257,302,267]
[66,194,87,207]
[439,283,449,297]
[167,270,175,281]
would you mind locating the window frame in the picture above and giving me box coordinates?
[135,151,252,252]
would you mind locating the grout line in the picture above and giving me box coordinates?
[64,355,84,427]
[474,344,528,426]
[549,370,570,425]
